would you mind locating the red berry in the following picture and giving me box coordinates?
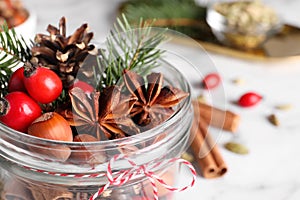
[24,66,63,104]
[238,92,262,107]
[0,92,42,132]
[8,67,27,92]
[69,80,94,94]
[203,73,221,89]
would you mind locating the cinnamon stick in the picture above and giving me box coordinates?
[190,112,227,178]
[193,100,240,133]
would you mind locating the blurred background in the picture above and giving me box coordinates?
[2,0,300,199]
[18,0,300,41]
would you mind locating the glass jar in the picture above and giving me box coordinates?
[0,60,193,200]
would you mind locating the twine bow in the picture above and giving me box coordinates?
[90,154,196,200]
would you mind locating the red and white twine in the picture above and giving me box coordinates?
[23,154,196,200]
[90,154,196,200]
[3,135,196,199]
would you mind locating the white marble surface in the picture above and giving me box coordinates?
[20,0,300,199]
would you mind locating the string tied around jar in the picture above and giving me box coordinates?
[20,153,196,199]
[3,135,196,199]
[90,153,196,200]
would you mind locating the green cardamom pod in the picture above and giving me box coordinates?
[224,142,249,155]
[275,104,292,111]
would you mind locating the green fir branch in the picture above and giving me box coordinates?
[119,0,208,40]
[0,23,31,97]
[97,14,167,89]
[120,0,206,22]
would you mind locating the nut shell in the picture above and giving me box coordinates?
[69,134,106,165]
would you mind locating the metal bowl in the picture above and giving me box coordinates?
[206,1,282,50]
[13,9,37,41]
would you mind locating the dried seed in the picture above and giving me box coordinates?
[197,94,206,103]
[181,152,194,162]
[268,114,280,126]
[275,104,293,111]
[224,142,249,155]
[232,78,245,85]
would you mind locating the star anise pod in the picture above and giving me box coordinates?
[123,70,189,128]
[98,86,139,139]
[61,87,105,140]
[61,86,139,140]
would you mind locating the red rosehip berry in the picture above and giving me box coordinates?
[0,92,42,132]
[69,80,94,94]
[238,92,262,107]
[8,67,27,92]
[24,64,62,104]
[203,73,221,89]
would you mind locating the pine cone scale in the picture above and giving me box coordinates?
[56,51,69,63]
[59,17,66,37]
[67,24,88,45]
[47,24,60,37]
[31,46,57,63]
[35,34,51,43]
[82,32,94,45]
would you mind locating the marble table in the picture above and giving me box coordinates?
[21,0,300,199]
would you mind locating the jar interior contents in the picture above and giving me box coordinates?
[0,13,192,200]
[0,160,179,199]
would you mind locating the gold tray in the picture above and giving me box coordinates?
[156,19,300,62]
[156,19,300,61]
[151,20,300,61]
[145,19,300,61]
[194,24,300,61]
